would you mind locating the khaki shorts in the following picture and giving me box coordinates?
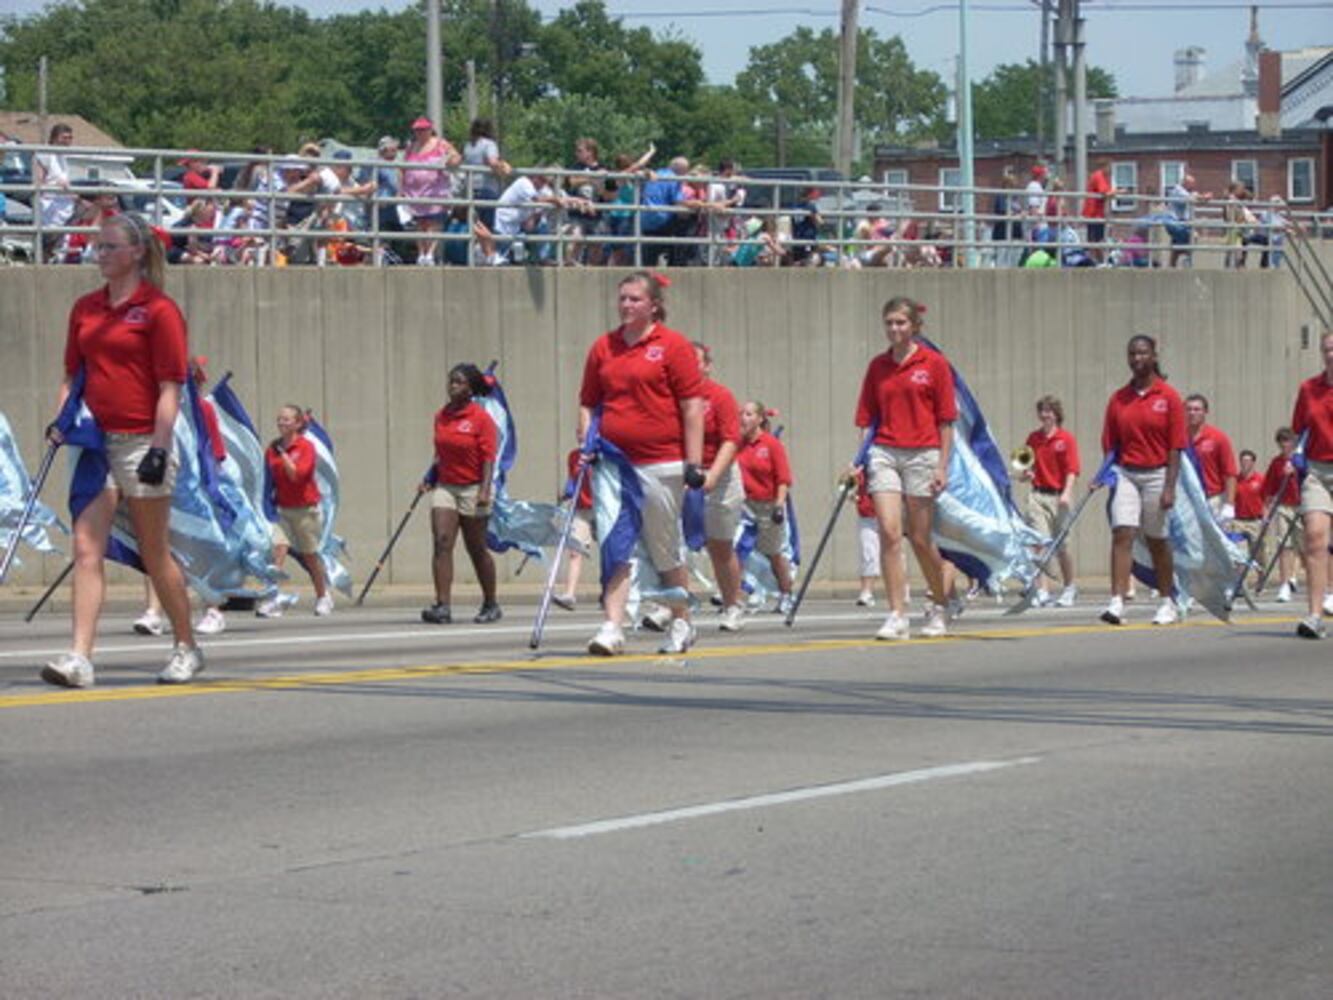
[1026,489,1069,540]
[705,465,745,542]
[1300,460,1333,517]
[104,433,178,500]
[570,507,594,548]
[746,499,787,557]
[273,504,323,555]
[1275,505,1304,552]
[867,445,940,499]
[637,461,686,573]
[1109,466,1169,539]
[432,483,491,518]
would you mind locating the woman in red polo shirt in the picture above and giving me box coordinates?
[41,212,203,689]
[1021,394,1081,607]
[854,296,956,642]
[1291,330,1333,638]
[695,342,746,631]
[578,271,705,657]
[418,363,500,625]
[737,401,795,612]
[552,446,595,611]
[261,405,333,618]
[1262,426,1305,604]
[1099,334,1187,627]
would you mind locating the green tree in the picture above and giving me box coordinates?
[972,59,1118,140]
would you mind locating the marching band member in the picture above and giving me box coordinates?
[736,401,794,615]
[1290,330,1333,638]
[1021,395,1080,607]
[552,446,595,611]
[1185,393,1238,520]
[853,470,879,607]
[854,296,956,641]
[1232,448,1266,587]
[1262,427,1304,604]
[1099,334,1187,626]
[694,342,746,631]
[260,405,334,618]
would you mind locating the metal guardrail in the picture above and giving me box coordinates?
[1,142,1328,270]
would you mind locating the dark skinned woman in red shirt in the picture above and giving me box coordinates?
[42,212,203,689]
[1099,334,1187,627]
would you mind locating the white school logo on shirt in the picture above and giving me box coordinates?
[1053,440,1066,452]
[457,420,473,432]
[757,446,770,459]
[645,345,665,362]
[910,369,931,385]
[125,306,148,325]
[1151,399,1168,413]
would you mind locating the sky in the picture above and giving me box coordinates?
[4,0,1330,97]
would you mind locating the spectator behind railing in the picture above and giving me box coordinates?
[564,137,604,265]
[461,118,510,230]
[34,122,76,259]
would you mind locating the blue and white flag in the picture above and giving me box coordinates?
[920,338,1049,588]
[0,411,65,565]
[1100,449,1248,622]
[295,416,353,597]
[473,367,576,559]
[54,370,280,604]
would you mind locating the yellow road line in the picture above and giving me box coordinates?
[0,614,1301,711]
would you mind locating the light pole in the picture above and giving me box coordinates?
[426,0,442,130]
[958,0,976,267]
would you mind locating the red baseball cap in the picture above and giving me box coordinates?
[410,116,433,130]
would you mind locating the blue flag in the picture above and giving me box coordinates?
[0,411,65,564]
[295,415,353,597]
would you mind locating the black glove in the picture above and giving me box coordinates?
[683,463,706,490]
[136,447,168,486]
[44,421,62,445]
[771,506,786,525]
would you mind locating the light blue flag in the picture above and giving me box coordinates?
[53,371,281,604]
[920,338,1049,589]
[298,416,354,597]
[0,410,65,564]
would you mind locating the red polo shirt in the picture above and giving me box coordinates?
[854,343,958,449]
[1025,427,1081,491]
[1101,377,1187,469]
[855,468,875,518]
[579,323,704,465]
[1292,373,1333,462]
[266,434,320,508]
[1262,454,1300,506]
[566,448,593,510]
[433,402,498,486]
[736,431,792,502]
[1234,471,1265,519]
[1190,423,1238,497]
[63,281,189,435]
[1083,169,1111,220]
[700,379,741,467]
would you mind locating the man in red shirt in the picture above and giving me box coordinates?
[1231,448,1265,588]
[1082,157,1116,263]
[1020,395,1081,607]
[179,152,221,191]
[1185,393,1238,522]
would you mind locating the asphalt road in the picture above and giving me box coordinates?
[1,594,1330,999]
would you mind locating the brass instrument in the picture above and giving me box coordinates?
[1010,445,1035,474]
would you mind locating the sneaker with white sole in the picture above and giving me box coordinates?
[1055,585,1078,608]
[1034,588,1052,608]
[945,596,966,621]
[195,607,226,635]
[855,591,875,607]
[1100,596,1125,625]
[41,652,95,689]
[920,604,948,637]
[1297,615,1326,639]
[776,593,795,617]
[1323,592,1333,617]
[158,643,205,684]
[133,609,164,636]
[587,621,625,656]
[658,618,697,654]
[875,612,910,641]
[1276,581,1293,603]
[718,604,746,632]
[1152,599,1181,626]
[640,604,672,633]
[255,597,283,618]
[314,594,334,617]
[551,593,577,612]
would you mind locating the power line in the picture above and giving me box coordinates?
[609,2,1328,19]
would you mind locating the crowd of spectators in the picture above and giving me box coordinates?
[0,120,1304,270]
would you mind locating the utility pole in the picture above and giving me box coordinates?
[1071,1,1088,195]
[1052,0,1071,176]
[958,0,976,268]
[426,0,442,130]
[466,60,478,124]
[836,0,859,177]
[37,56,48,142]
[1037,0,1051,160]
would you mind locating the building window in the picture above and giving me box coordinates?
[1160,161,1186,196]
[938,167,962,211]
[1231,159,1258,195]
[1288,158,1314,202]
[1111,161,1137,212]
[882,168,908,187]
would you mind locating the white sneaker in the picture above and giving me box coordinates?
[277,591,300,611]
[587,621,625,656]
[640,604,672,633]
[1055,585,1078,608]
[875,611,910,641]
[776,593,795,617]
[133,609,164,636]
[855,591,875,607]
[1035,588,1052,608]
[1297,615,1326,639]
[718,604,746,632]
[195,607,226,635]
[41,652,95,689]
[920,604,948,638]
[158,643,205,684]
[945,596,966,621]
[1152,599,1181,626]
[1323,593,1333,617]
[1100,596,1125,625]
[551,593,577,612]
[314,595,334,617]
[255,597,283,618]
[1276,581,1293,603]
[658,618,697,654]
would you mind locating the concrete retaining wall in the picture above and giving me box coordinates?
[0,266,1322,593]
